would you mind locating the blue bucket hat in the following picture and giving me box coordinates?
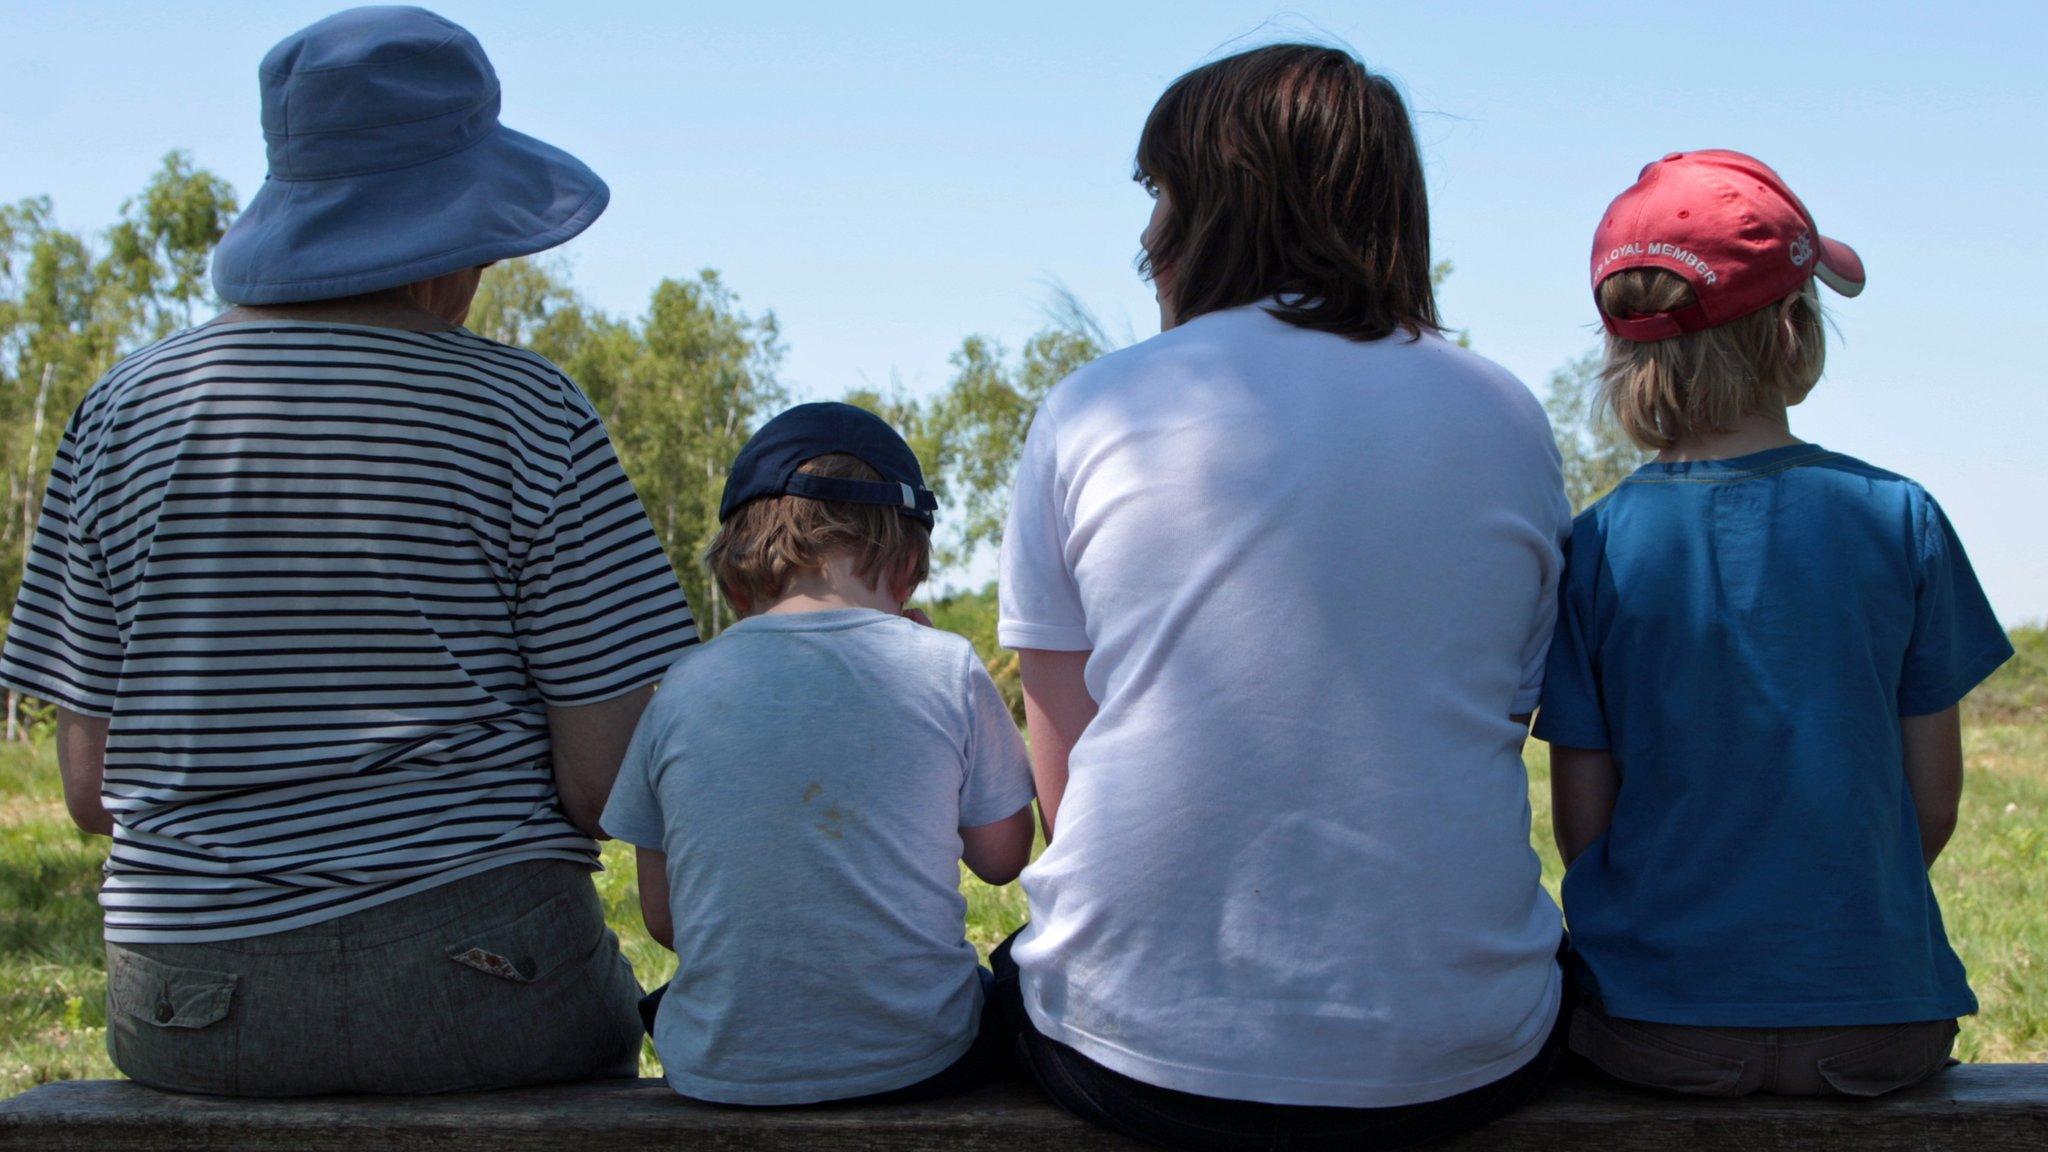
[211,6,608,304]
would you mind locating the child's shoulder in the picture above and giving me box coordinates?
[638,639,716,705]
[1598,448,1938,509]
[887,616,986,676]
[1796,448,1923,487]
[681,613,980,678]
[854,618,994,709]
[1775,449,1945,525]
[1572,447,1947,567]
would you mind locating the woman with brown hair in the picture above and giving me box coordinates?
[993,44,1574,1149]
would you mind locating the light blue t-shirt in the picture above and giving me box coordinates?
[1536,444,2012,1026]
[601,608,1035,1104]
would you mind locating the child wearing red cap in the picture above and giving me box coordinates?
[1535,150,2012,1097]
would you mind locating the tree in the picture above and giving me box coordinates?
[101,151,239,339]
[468,254,581,349]
[0,155,239,736]
[1545,350,1649,511]
[0,159,1643,730]
[839,289,1110,715]
[858,288,1109,572]
[472,260,786,634]
[626,272,786,632]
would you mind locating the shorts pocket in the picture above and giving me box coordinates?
[105,947,240,1095]
[1570,1008,1748,1097]
[433,883,640,1088]
[444,890,589,985]
[1815,1020,1959,1098]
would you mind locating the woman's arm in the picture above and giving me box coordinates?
[1017,648,1096,841]
[1901,706,1964,867]
[636,846,674,951]
[1550,744,1618,868]
[55,707,113,836]
[546,685,657,837]
[960,804,1035,885]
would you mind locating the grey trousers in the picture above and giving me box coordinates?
[104,860,645,1096]
[1571,998,1958,1097]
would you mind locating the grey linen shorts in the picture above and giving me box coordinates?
[1571,998,1958,1098]
[104,860,644,1096]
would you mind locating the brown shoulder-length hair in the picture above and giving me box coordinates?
[1136,43,1440,342]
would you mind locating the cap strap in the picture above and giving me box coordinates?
[1602,297,1715,342]
[783,474,938,515]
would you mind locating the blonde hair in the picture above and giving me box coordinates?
[1597,269,1826,451]
[704,453,931,614]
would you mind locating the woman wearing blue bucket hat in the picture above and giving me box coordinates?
[0,7,696,1095]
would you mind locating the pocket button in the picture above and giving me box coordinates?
[154,998,175,1024]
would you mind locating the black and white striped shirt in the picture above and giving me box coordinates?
[0,321,697,943]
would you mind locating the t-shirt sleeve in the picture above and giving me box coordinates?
[599,686,672,850]
[1532,525,1609,750]
[1512,484,1572,715]
[518,411,699,706]
[959,651,1036,827]
[1898,495,2012,716]
[997,405,1089,651]
[0,425,122,716]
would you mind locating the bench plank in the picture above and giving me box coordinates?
[2,1066,2044,1151]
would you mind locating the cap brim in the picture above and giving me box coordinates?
[1812,235,1865,298]
[212,124,608,305]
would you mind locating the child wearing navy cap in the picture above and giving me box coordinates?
[602,402,1035,1105]
[1539,151,2012,1097]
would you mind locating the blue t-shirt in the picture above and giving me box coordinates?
[1535,444,2011,1027]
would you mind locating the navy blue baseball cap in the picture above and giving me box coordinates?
[719,402,938,527]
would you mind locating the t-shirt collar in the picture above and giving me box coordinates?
[1631,443,1831,480]
[721,607,902,635]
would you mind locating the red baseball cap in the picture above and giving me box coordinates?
[1591,149,1864,341]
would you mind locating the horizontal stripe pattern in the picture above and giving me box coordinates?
[0,322,698,943]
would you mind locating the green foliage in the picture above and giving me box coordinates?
[852,290,1107,572]
[1968,624,2048,728]
[0,153,238,629]
[1545,349,1650,511]
[101,152,239,340]
[1431,259,1471,348]
[921,582,1019,723]
[932,324,1099,566]
[470,259,787,635]
[0,743,118,1095]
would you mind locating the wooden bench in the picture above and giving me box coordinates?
[2,1065,2043,1150]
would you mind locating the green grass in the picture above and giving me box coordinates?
[0,743,118,1095]
[3,628,2043,1094]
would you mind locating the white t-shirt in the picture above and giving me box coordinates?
[603,609,1035,1105]
[998,303,1570,1108]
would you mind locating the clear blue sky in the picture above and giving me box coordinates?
[5,1,2044,621]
